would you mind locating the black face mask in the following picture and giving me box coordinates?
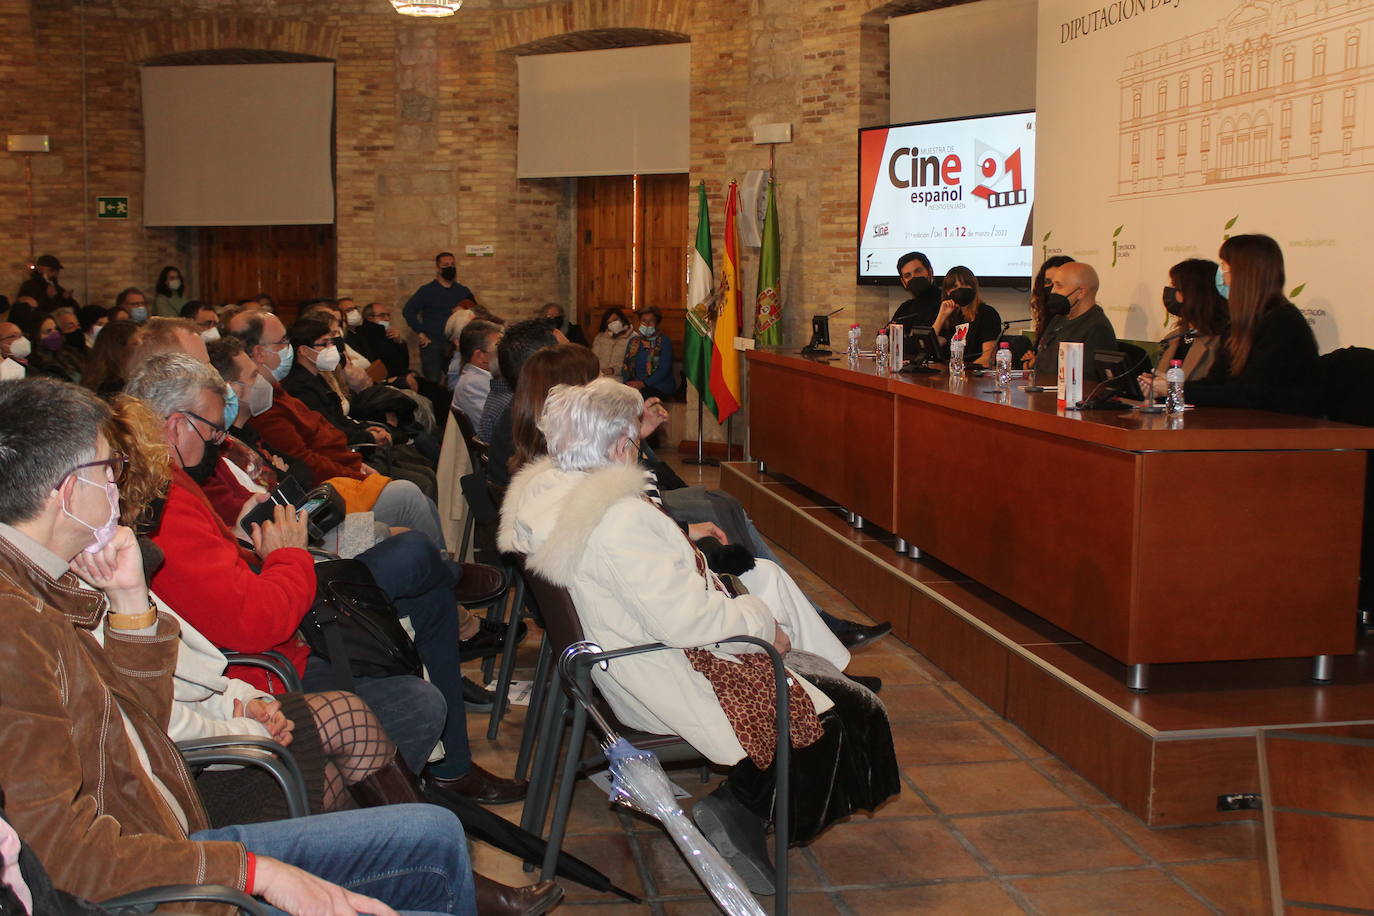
[543,315,563,329]
[1162,286,1183,317]
[64,329,86,349]
[183,440,221,485]
[440,266,457,282]
[904,275,932,295]
[948,288,976,308]
[1044,292,1073,317]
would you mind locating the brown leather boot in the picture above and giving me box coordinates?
[474,875,564,916]
[346,751,429,807]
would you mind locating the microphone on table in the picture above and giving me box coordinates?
[1000,318,1033,333]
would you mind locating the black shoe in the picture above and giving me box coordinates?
[462,675,495,712]
[849,674,883,694]
[691,787,775,896]
[459,617,526,661]
[836,621,892,652]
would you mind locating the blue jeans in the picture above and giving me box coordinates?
[193,804,475,915]
[359,531,472,777]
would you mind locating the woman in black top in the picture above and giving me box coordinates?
[1139,258,1230,396]
[1185,234,1320,416]
[934,266,1002,367]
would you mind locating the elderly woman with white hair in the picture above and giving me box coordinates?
[499,377,899,895]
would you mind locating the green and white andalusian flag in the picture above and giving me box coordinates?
[754,179,782,347]
[684,181,716,416]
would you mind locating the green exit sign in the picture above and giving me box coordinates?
[96,196,129,219]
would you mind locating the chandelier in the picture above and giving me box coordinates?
[390,0,461,16]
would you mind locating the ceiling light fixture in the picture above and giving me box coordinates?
[390,0,462,16]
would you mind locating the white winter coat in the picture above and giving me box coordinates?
[499,457,833,766]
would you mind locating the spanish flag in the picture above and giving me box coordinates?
[710,182,743,422]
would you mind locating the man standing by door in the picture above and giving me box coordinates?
[404,251,477,385]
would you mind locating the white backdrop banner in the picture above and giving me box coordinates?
[1035,0,1374,350]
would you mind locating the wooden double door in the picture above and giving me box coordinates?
[198,225,336,324]
[576,174,688,359]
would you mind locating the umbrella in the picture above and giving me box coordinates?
[560,644,766,916]
[424,783,641,903]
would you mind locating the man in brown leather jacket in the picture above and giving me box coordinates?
[0,377,475,915]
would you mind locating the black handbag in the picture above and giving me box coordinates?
[298,559,423,690]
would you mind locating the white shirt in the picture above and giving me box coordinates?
[452,362,492,422]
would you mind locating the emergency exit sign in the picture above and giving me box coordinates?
[96,197,129,219]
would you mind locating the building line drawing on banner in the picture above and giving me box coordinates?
[1114,0,1372,199]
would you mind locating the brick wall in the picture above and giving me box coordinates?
[1,0,940,342]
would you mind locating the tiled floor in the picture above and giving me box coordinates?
[461,456,1269,914]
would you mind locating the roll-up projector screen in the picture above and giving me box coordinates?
[142,63,336,227]
[517,44,690,178]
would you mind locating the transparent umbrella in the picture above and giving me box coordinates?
[561,645,766,916]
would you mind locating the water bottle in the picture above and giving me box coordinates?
[1166,359,1186,413]
[847,323,861,361]
[995,341,1012,389]
[875,329,889,369]
[949,339,965,375]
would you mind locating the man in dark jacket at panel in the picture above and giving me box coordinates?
[403,252,476,384]
[887,250,942,331]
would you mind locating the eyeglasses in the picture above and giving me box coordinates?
[181,410,227,445]
[67,455,128,485]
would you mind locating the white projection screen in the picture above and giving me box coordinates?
[142,63,336,227]
[517,44,690,178]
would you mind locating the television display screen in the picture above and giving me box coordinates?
[857,110,1036,285]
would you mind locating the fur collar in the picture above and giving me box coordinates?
[498,456,653,586]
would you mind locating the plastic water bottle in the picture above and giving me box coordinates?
[847,323,861,361]
[1166,359,1186,413]
[875,329,889,369]
[949,339,965,375]
[995,341,1013,389]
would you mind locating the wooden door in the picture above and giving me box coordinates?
[639,173,689,358]
[199,225,336,324]
[576,176,633,337]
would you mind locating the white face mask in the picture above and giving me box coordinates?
[8,337,32,359]
[607,319,625,334]
[313,345,342,373]
[167,277,182,292]
[247,373,275,417]
[201,326,221,343]
[62,472,120,554]
[375,320,390,330]
[89,324,104,341]
[346,310,363,327]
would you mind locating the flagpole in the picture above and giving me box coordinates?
[682,385,717,466]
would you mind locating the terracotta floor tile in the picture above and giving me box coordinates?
[1029,758,1116,807]
[846,651,940,686]
[638,833,824,896]
[942,682,999,719]
[874,683,975,726]
[859,779,934,819]
[906,760,1077,816]
[956,810,1146,875]
[983,718,1053,759]
[893,720,1022,766]
[535,776,626,837]
[1096,807,1262,863]
[840,881,1026,915]
[1169,860,1269,915]
[555,833,646,903]
[662,891,843,915]
[1012,869,1214,914]
[809,818,987,885]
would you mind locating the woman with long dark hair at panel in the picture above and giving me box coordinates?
[1184,234,1320,416]
[1021,255,1074,368]
[1138,258,1231,397]
[933,267,1002,367]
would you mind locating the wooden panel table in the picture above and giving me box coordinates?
[748,350,1374,680]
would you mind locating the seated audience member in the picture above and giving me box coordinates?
[888,251,942,330]
[53,305,86,354]
[0,322,31,380]
[591,307,633,376]
[5,295,41,333]
[500,378,900,893]
[128,315,210,366]
[226,309,449,546]
[350,302,411,377]
[284,317,439,499]
[539,303,587,346]
[453,319,502,421]
[257,292,276,313]
[153,265,189,317]
[0,376,477,915]
[106,303,132,322]
[181,300,221,337]
[78,303,108,349]
[126,354,526,804]
[338,296,362,329]
[444,305,478,388]
[26,314,83,381]
[116,286,150,323]
[479,318,557,443]
[934,267,1002,367]
[621,305,675,400]
[1138,258,1231,396]
[14,253,76,315]
[1185,234,1320,416]
[81,318,143,396]
[1022,255,1076,367]
[1030,260,1118,377]
[301,302,374,382]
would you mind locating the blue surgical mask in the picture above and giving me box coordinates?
[131,306,148,323]
[270,344,294,381]
[223,384,240,428]
[639,324,657,338]
[1214,266,1230,299]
